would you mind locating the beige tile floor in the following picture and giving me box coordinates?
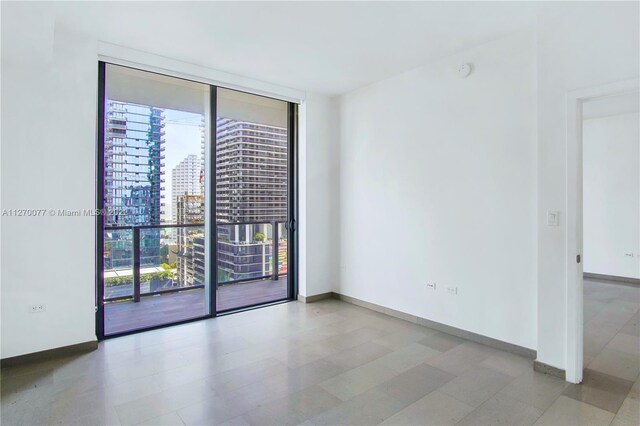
[1,279,638,425]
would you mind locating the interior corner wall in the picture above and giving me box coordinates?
[336,31,538,350]
[298,93,340,298]
[535,1,640,370]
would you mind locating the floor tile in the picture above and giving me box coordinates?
[611,394,640,425]
[534,395,614,425]
[498,369,568,411]
[439,366,512,408]
[458,393,543,425]
[418,331,466,352]
[372,328,436,350]
[318,360,398,401]
[480,350,532,377]
[176,394,254,425]
[324,341,392,370]
[2,284,638,426]
[619,313,639,337]
[588,347,640,382]
[628,378,640,399]
[281,359,347,392]
[376,363,455,405]
[380,391,474,425]
[305,387,408,425]
[562,368,634,413]
[241,385,341,425]
[139,411,185,425]
[369,342,442,374]
[606,333,640,356]
[426,341,494,376]
[221,374,292,412]
[115,379,217,424]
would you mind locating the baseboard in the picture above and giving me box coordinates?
[584,272,640,286]
[1,340,98,368]
[533,360,566,380]
[298,292,333,303]
[332,292,536,359]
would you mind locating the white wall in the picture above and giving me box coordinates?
[337,32,538,350]
[299,94,340,298]
[0,3,337,358]
[1,16,98,359]
[583,112,640,279]
[535,1,640,370]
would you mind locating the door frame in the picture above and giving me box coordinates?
[565,77,639,383]
[96,61,299,339]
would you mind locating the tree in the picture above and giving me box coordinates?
[160,244,169,264]
[254,232,266,242]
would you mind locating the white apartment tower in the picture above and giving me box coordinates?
[171,154,201,224]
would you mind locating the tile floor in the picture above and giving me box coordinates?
[1,279,638,425]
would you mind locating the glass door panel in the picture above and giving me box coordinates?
[101,64,211,336]
[215,88,290,311]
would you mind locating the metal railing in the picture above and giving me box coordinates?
[216,220,286,286]
[104,223,204,302]
[103,221,287,303]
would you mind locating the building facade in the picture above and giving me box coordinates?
[215,118,288,223]
[215,118,288,282]
[171,155,202,224]
[175,194,204,286]
[103,101,165,269]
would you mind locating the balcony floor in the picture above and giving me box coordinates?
[104,277,288,335]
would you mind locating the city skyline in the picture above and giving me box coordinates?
[162,110,205,224]
[103,98,289,289]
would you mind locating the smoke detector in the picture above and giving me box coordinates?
[457,63,472,78]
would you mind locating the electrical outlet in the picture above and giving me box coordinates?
[29,304,46,313]
[426,283,436,291]
[446,287,458,295]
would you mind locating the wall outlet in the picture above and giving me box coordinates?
[546,211,560,226]
[426,283,436,290]
[446,287,458,295]
[29,304,46,313]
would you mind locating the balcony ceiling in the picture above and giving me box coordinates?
[11,2,535,95]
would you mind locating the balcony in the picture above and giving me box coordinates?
[102,221,289,335]
[104,277,287,335]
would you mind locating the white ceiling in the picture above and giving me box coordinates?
[51,1,536,95]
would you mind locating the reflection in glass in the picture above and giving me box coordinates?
[102,64,210,335]
[215,88,289,311]
[103,229,133,299]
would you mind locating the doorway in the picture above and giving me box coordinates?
[96,63,298,338]
[581,91,640,390]
[565,79,639,384]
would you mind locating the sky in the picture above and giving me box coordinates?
[161,109,204,223]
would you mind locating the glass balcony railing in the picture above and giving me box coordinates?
[103,224,205,302]
[216,221,287,285]
[103,221,288,303]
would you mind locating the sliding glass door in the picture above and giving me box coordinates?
[215,89,293,312]
[97,63,297,338]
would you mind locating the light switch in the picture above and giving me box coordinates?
[547,211,560,226]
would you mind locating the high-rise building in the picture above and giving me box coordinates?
[103,101,165,269]
[175,194,204,286]
[216,118,288,223]
[215,118,288,282]
[171,154,201,224]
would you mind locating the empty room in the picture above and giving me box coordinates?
[1,1,638,425]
